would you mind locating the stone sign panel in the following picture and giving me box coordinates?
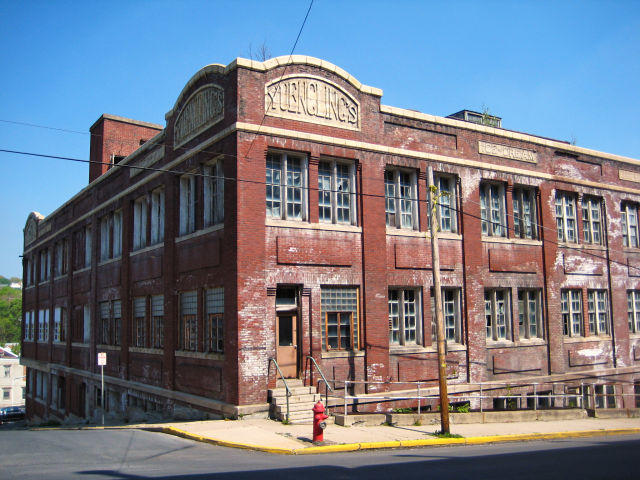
[265,74,360,130]
[174,85,224,147]
[478,141,537,164]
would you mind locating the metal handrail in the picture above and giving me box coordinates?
[306,356,334,409]
[268,358,291,423]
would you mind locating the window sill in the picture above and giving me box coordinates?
[174,350,224,360]
[321,350,365,359]
[486,341,515,349]
[129,347,163,355]
[624,247,640,253]
[557,242,605,251]
[24,285,36,290]
[390,343,466,355]
[563,336,611,343]
[386,228,423,238]
[73,266,91,275]
[53,274,68,282]
[175,223,224,244]
[513,338,546,347]
[481,236,542,246]
[266,218,362,233]
[52,341,66,346]
[130,243,163,257]
[71,342,89,348]
[96,344,121,351]
[98,257,121,267]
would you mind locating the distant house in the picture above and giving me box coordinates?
[0,346,25,408]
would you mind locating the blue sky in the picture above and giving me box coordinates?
[1,0,639,278]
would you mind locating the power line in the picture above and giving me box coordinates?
[3,146,638,274]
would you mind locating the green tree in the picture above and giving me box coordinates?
[0,286,21,345]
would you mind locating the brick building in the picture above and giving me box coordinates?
[21,56,640,423]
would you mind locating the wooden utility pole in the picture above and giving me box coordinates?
[428,167,450,434]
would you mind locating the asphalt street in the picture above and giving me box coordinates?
[0,427,638,479]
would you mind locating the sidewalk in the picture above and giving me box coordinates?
[156,416,640,455]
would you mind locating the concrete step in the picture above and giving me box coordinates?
[278,410,314,423]
[274,401,319,414]
[276,379,304,388]
[270,393,320,406]
[269,386,315,398]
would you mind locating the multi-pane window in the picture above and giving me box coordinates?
[133,197,148,250]
[54,239,68,277]
[151,295,164,349]
[266,152,308,221]
[38,309,49,342]
[318,159,357,225]
[133,297,146,348]
[431,288,463,344]
[25,258,33,286]
[588,290,610,336]
[24,311,34,341]
[205,288,224,353]
[582,196,603,245]
[150,188,165,245]
[628,290,640,334]
[485,289,510,341]
[179,174,196,235]
[204,160,224,227]
[39,249,50,282]
[562,289,583,336]
[480,183,506,237]
[513,187,537,239]
[429,174,457,233]
[321,287,359,351]
[555,192,578,243]
[74,225,92,269]
[621,203,639,248]
[517,289,543,339]
[385,168,418,229]
[53,307,67,343]
[100,211,122,260]
[389,289,420,346]
[99,300,122,346]
[180,291,198,351]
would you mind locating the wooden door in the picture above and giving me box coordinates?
[276,314,297,378]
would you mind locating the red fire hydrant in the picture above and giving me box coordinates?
[312,400,329,443]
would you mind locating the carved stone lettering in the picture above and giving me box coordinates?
[479,141,537,163]
[265,75,360,130]
[174,85,224,147]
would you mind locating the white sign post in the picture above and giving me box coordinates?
[97,352,106,426]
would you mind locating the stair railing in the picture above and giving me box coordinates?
[306,355,334,412]
[268,357,291,422]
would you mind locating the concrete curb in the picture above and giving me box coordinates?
[160,427,640,455]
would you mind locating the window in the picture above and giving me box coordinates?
[150,188,165,244]
[389,288,420,346]
[318,159,357,225]
[595,384,616,409]
[133,297,146,348]
[385,168,418,229]
[133,197,148,250]
[431,174,457,233]
[83,305,91,343]
[562,289,583,336]
[517,289,543,339]
[3,389,9,400]
[480,183,506,237]
[204,160,224,227]
[54,239,68,276]
[266,152,308,221]
[205,288,224,353]
[4,366,10,377]
[588,290,610,335]
[485,289,510,341]
[555,192,578,243]
[151,295,164,349]
[431,288,463,344]
[39,248,50,282]
[321,287,359,351]
[38,309,49,342]
[621,203,639,248]
[628,290,640,334]
[513,187,537,239]
[53,307,67,343]
[24,311,34,341]
[25,258,33,286]
[100,215,111,261]
[98,300,121,346]
[179,174,196,235]
[180,291,197,351]
[100,211,121,260]
[75,225,92,269]
[582,196,603,245]
[112,211,122,257]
